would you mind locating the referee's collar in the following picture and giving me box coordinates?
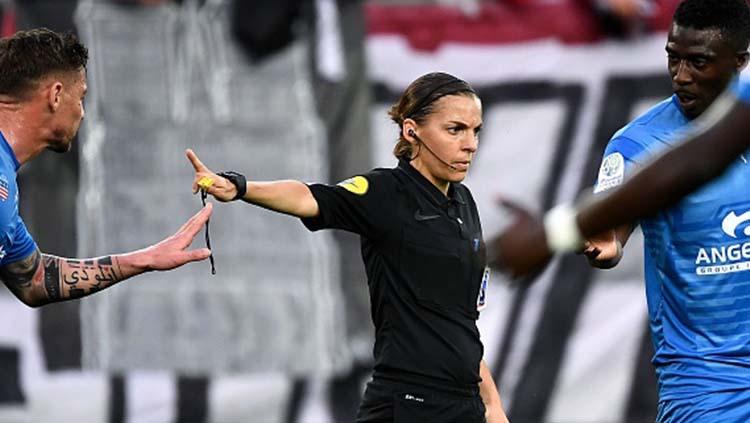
[397,159,466,207]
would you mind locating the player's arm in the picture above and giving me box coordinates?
[0,204,212,308]
[479,359,509,423]
[577,95,750,237]
[186,149,319,218]
[494,95,750,278]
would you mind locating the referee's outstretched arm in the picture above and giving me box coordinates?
[186,149,320,218]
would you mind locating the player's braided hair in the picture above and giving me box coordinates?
[389,72,477,161]
[0,28,88,99]
[673,0,750,51]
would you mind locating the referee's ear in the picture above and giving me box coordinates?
[402,119,418,143]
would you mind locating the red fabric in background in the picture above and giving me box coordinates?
[1,6,16,38]
[366,1,681,51]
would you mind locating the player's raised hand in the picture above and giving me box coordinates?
[488,198,553,279]
[136,203,213,271]
[186,149,237,202]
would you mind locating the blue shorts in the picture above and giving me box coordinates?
[657,390,750,423]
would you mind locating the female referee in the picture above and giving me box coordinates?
[186,72,508,423]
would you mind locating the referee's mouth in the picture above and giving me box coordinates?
[453,161,471,171]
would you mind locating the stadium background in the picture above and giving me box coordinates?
[0,0,737,422]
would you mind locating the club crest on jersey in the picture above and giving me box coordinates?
[337,176,369,195]
[0,175,9,202]
[695,209,750,276]
[593,153,624,194]
[721,210,750,238]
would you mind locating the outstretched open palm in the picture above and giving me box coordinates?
[140,203,213,271]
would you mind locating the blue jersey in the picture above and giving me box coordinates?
[595,94,750,404]
[0,133,37,265]
[732,76,750,104]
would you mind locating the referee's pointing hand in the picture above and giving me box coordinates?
[186,149,238,202]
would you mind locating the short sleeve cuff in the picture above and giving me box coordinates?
[300,184,329,232]
[1,237,37,266]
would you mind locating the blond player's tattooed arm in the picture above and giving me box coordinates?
[0,249,134,307]
[0,204,213,308]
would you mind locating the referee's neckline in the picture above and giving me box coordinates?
[397,159,466,206]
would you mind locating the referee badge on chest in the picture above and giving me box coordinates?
[477,266,490,311]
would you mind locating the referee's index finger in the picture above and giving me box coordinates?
[186,149,208,172]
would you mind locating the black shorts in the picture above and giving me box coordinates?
[356,377,486,423]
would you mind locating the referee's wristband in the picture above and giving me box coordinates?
[217,171,247,201]
[543,204,584,253]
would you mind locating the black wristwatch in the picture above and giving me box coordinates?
[217,171,247,201]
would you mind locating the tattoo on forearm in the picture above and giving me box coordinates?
[53,255,123,300]
[43,255,61,300]
[33,254,125,302]
[0,250,125,305]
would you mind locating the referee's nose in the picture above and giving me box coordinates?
[462,131,479,154]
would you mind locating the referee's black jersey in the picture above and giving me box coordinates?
[302,160,487,389]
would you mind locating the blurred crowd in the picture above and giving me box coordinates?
[0,0,680,49]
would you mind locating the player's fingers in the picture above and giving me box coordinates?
[185,248,211,262]
[175,203,213,239]
[584,247,601,258]
[188,203,213,233]
[579,241,595,253]
[186,148,209,172]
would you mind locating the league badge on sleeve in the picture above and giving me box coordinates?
[477,266,490,311]
[337,175,369,195]
[593,152,624,194]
